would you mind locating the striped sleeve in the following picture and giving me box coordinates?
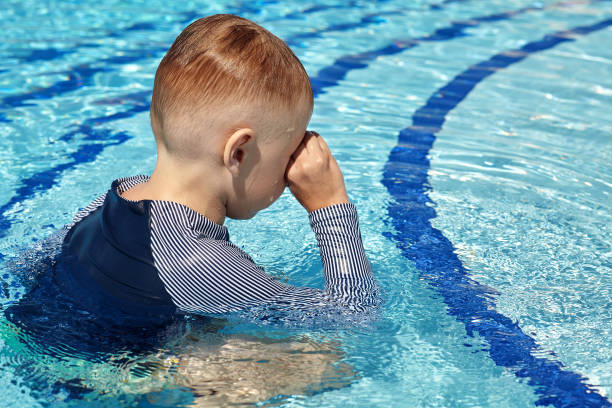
[308,203,379,308]
[150,201,379,315]
[149,201,290,314]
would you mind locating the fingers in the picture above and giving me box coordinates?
[289,129,330,166]
[285,146,300,184]
[292,131,310,156]
[303,130,328,156]
[286,129,349,212]
[314,132,329,152]
[305,131,318,154]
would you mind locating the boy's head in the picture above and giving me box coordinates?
[149,14,314,219]
[150,14,313,158]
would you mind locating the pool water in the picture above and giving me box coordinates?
[1,0,611,407]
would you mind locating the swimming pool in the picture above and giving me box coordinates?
[1,0,611,406]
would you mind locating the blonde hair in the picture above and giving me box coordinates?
[151,14,313,154]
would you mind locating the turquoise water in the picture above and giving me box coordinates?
[1,0,611,407]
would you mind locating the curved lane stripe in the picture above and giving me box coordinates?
[381,18,612,408]
[310,0,596,96]
[0,126,130,235]
[285,0,472,45]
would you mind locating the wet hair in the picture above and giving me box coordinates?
[150,14,313,153]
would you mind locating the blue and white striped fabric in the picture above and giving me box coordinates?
[65,175,379,317]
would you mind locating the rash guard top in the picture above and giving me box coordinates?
[58,175,379,320]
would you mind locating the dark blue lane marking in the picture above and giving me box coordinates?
[4,22,165,65]
[266,0,390,21]
[284,0,473,46]
[310,0,593,96]
[0,1,589,238]
[14,48,76,63]
[381,19,612,408]
[1,66,111,109]
[0,0,458,112]
[286,10,416,45]
[0,126,131,236]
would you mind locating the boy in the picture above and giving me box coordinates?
[8,14,378,331]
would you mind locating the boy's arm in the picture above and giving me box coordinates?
[286,131,379,308]
[151,199,378,316]
[151,204,377,316]
[308,202,378,309]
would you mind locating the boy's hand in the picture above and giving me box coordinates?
[285,131,350,212]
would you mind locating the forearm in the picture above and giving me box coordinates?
[309,203,378,307]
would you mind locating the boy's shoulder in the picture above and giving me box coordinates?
[65,175,149,230]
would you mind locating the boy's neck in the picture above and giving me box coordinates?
[121,159,227,225]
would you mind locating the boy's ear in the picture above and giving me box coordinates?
[223,128,254,177]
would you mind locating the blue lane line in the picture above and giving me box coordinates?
[261,0,391,22]
[4,20,170,65]
[285,10,415,45]
[284,1,472,46]
[0,0,453,112]
[13,48,77,64]
[381,19,612,408]
[0,126,131,235]
[310,0,589,96]
[0,1,586,238]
